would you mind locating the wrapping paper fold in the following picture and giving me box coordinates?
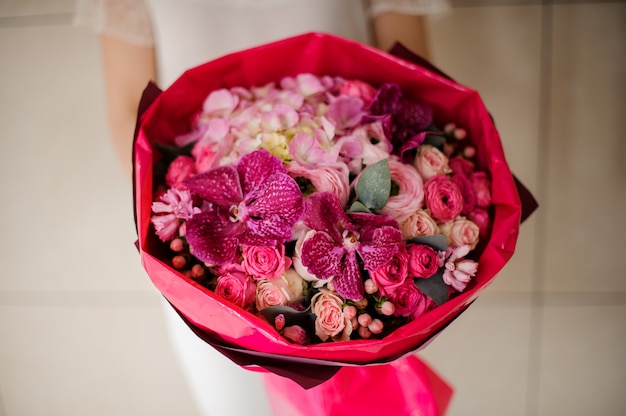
[133,32,538,413]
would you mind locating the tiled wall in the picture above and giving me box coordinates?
[0,1,624,415]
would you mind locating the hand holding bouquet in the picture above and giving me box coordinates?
[135,33,529,372]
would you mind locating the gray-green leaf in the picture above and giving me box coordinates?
[356,159,391,210]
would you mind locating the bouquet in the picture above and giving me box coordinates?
[134,32,535,414]
[149,70,492,345]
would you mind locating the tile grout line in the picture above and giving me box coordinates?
[526,1,554,416]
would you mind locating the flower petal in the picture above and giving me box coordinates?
[237,149,287,195]
[333,250,364,300]
[246,173,304,225]
[301,231,343,280]
[183,165,242,207]
[303,192,351,243]
[357,225,402,271]
[185,208,242,265]
[244,213,293,243]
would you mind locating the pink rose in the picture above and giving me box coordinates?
[311,290,352,341]
[242,244,291,280]
[442,245,477,292]
[400,209,439,240]
[448,156,475,177]
[166,156,197,189]
[423,175,464,223]
[407,244,439,278]
[378,158,424,223]
[288,163,350,207]
[468,208,491,239]
[255,269,306,311]
[338,79,377,106]
[369,243,409,296]
[451,173,476,216]
[439,217,480,250]
[413,144,451,181]
[471,171,492,208]
[215,271,256,309]
[387,281,433,320]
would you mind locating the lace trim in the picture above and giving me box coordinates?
[370,0,451,16]
[74,0,154,47]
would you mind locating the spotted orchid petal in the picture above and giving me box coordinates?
[185,208,242,265]
[237,149,287,195]
[183,165,242,207]
[333,250,364,300]
[301,231,344,279]
[303,192,351,243]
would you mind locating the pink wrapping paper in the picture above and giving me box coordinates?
[133,36,537,415]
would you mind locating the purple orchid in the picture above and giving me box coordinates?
[183,150,304,265]
[301,192,403,300]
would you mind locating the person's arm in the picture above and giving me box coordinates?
[100,33,156,177]
[372,12,431,60]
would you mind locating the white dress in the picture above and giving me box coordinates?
[75,1,450,414]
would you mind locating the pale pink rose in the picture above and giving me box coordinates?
[423,175,464,223]
[166,156,197,189]
[287,162,350,207]
[215,271,256,310]
[387,281,434,320]
[442,245,477,292]
[413,144,451,181]
[241,244,291,280]
[471,171,492,208]
[369,243,409,296]
[311,290,352,342]
[338,79,377,106]
[439,217,480,250]
[378,158,424,223]
[255,269,306,311]
[400,209,439,240]
[407,244,439,278]
[468,208,491,239]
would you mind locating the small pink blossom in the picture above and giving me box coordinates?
[203,89,239,116]
[326,95,365,130]
[151,188,201,241]
[407,244,439,278]
[423,175,464,223]
[282,325,309,345]
[442,245,478,292]
[241,244,291,280]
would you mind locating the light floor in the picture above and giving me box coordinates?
[0,1,624,415]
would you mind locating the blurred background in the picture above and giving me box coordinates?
[0,0,624,415]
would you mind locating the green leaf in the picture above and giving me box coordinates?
[356,159,391,210]
[414,271,448,305]
[409,234,448,251]
[348,200,371,213]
